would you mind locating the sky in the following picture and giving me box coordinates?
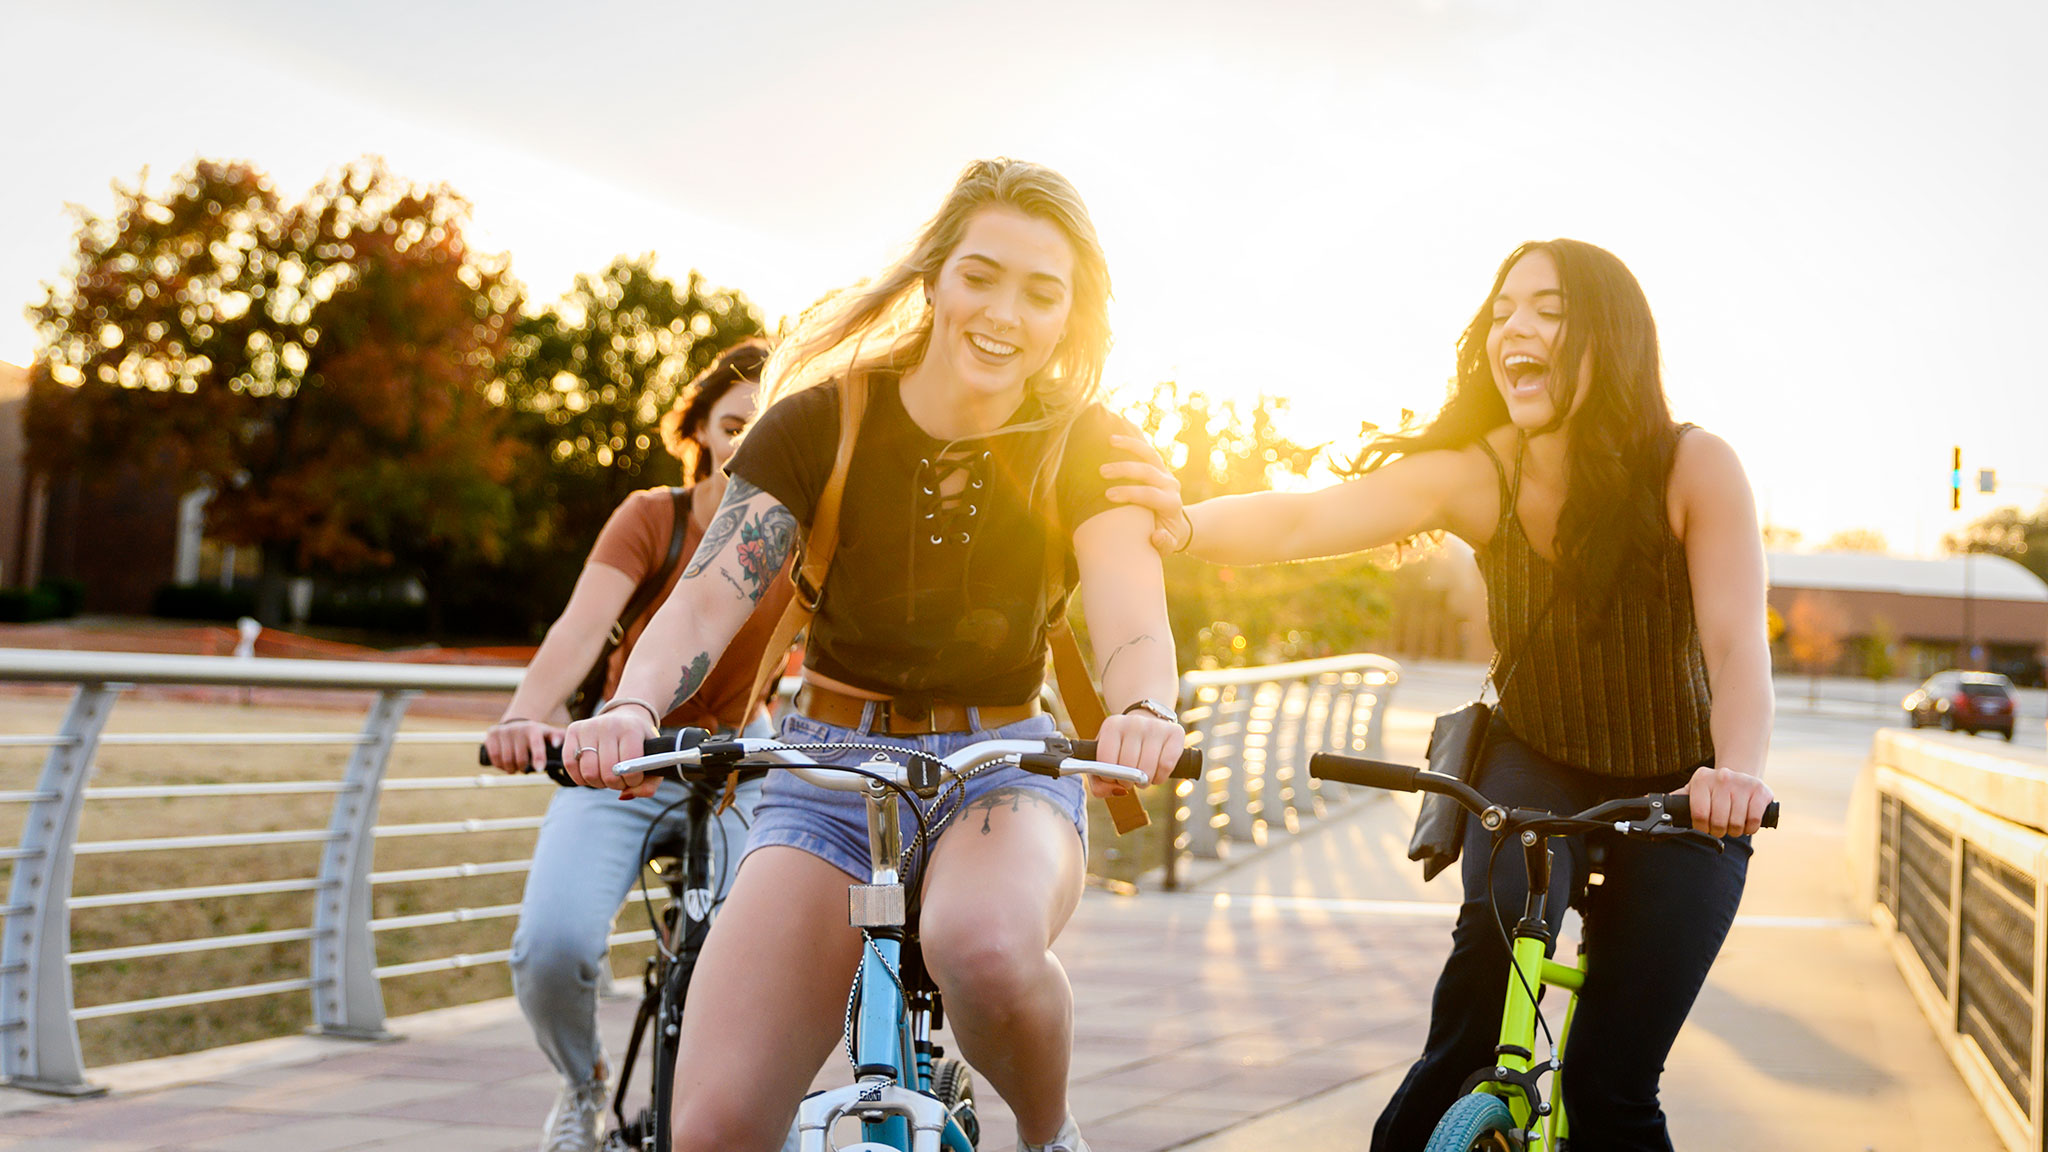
[3,0,2044,556]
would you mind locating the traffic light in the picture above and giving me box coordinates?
[1952,446,1962,511]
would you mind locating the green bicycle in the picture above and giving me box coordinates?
[1307,751,1778,1151]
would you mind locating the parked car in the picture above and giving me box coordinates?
[1903,670,2018,740]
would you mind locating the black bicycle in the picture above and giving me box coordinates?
[479,738,754,1152]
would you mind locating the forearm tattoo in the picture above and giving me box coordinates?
[1099,633,1158,682]
[667,652,713,716]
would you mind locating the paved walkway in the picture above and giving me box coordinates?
[0,662,2009,1150]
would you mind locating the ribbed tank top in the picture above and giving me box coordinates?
[1476,429,1714,778]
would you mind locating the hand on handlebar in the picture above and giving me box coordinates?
[1087,710,1187,798]
[1679,766,1774,838]
[483,719,566,775]
[563,708,663,798]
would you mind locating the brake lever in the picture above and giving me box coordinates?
[1615,813,1727,854]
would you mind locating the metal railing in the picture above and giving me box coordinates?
[0,645,1399,1094]
[1164,653,1399,887]
[1863,729,2048,1152]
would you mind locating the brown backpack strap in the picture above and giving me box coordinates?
[745,373,869,716]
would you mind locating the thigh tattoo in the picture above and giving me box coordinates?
[962,787,1069,835]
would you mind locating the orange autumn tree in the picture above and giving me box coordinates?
[27,158,522,625]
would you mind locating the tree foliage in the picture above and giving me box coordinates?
[1121,384,1390,669]
[1946,503,2048,586]
[1819,527,1888,554]
[26,157,522,623]
[470,257,766,631]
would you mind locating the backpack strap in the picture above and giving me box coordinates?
[744,373,869,717]
[569,486,694,721]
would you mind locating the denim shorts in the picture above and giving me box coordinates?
[742,710,1088,882]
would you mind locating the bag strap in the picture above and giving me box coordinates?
[1483,434,1557,705]
[744,373,868,716]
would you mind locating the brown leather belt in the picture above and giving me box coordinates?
[792,681,1040,735]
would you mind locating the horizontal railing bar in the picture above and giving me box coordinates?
[381,775,552,792]
[72,977,322,1020]
[97,733,370,747]
[373,817,544,839]
[371,903,521,932]
[0,790,60,804]
[71,927,320,965]
[0,847,47,862]
[371,928,657,981]
[371,859,533,885]
[0,648,526,692]
[74,830,341,855]
[85,782,352,799]
[374,949,514,979]
[70,877,331,909]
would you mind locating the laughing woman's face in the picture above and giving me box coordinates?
[1487,249,1576,429]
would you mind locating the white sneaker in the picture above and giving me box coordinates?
[1019,1115,1090,1152]
[540,1073,608,1152]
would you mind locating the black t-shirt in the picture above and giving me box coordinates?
[728,373,1133,704]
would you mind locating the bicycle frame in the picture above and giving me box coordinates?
[794,772,972,1152]
[1479,829,1589,1151]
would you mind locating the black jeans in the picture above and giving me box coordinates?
[1371,725,1751,1151]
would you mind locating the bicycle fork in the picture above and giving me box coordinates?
[795,775,967,1152]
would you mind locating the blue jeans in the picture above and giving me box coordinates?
[1371,724,1751,1151]
[510,716,771,1087]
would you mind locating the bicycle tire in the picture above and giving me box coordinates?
[930,1057,980,1149]
[648,918,709,1152]
[1423,1093,1517,1152]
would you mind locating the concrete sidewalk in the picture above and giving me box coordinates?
[0,794,1998,1151]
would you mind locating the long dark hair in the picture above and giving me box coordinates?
[1351,239,1678,606]
[660,338,770,481]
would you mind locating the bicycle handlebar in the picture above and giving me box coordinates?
[481,729,1202,790]
[1307,751,1779,831]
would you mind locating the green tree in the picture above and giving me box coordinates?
[26,157,522,625]
[468,256,765,635]
[1122,384,1391,669]
[1945,503,2048,586]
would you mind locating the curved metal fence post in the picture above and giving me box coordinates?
[310,688,413,1039]
[1,683,117,1095]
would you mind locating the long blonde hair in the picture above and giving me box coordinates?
[759,159,1113,468]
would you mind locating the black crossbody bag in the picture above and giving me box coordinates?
[565,486,691,722]
[1405,587,1556,880]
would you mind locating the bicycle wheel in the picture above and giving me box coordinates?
[1423,1093,1516,1152]
[930,1057,980,1149]
[648,919,709,1152]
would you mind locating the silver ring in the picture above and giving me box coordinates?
[575,745,599,757]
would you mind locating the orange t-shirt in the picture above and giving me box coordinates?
[585,485,795,730]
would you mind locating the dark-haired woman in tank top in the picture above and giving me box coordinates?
[1103,239,1773,1150]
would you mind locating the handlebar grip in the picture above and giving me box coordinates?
[1657,794,1780,830]
[1028,741,1204,779]
[1307,752,1420,793]
[476,728,715,786]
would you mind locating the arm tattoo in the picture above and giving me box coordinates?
[1099,633,1158,682]
[735,506,799,593]
[684,477,768,579]
[666,652,713,715]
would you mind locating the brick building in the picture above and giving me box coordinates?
[1767,551,2048,683]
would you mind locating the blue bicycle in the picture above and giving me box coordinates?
[612,728,1200,1152]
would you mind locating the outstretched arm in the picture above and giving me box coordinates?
[1101,432,1486,564]
[564,477,799,795]
[1672,431,1775,837]
[1071,504,1187,793]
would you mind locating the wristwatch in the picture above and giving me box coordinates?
[1121,698,1180,725]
